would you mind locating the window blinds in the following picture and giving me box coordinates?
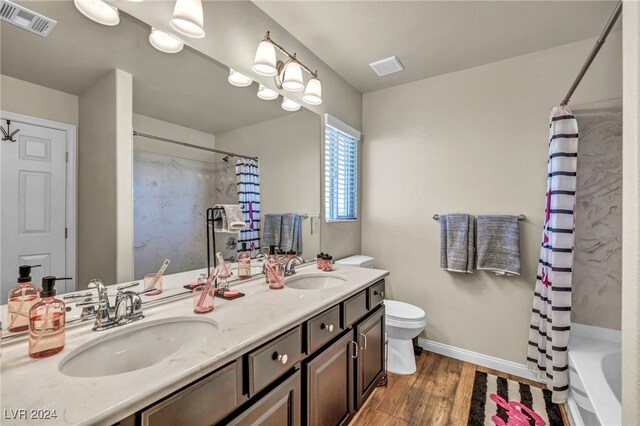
[325,120,358,221]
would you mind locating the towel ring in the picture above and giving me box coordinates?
[432,214,526,222]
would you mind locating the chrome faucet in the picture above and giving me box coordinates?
[75,279,154,331]
[284,256,305,277]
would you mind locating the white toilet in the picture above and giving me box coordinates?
[335,255,427,375]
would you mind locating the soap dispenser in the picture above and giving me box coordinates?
[237,243,251,280]
[7,264,42,332]
[28,276,70,359]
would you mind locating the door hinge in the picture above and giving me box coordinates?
[66,152,69,163]
[65,227,68,239]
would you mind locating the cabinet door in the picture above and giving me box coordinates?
[355,306,385,410]
[305,332,355,426]
[229,370,301,426]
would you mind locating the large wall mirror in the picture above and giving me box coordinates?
[0,1,322,313]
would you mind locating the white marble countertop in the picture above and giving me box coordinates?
[0,264,388,425]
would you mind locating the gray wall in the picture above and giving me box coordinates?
[78,69,133,288]
[362,32,622,364]
[572,101,622,330]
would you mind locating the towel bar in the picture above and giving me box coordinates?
[432,214,526,222]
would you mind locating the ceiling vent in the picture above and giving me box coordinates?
[369,56,405,77]
[0,0,56,37]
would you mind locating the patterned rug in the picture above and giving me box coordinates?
[467,371,565,426]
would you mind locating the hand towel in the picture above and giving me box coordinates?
[280,213,302,253]
[440,213,475,274]
[263,214,282,247]
[213,204,246,233]
[476,215,521,276]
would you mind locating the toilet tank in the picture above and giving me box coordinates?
[335,255,375,268]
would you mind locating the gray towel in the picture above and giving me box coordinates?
[280,213,302,253]
[263,214,282,247]
[440,214,475,274]
[476,215,521,276]
[213,204,246,233]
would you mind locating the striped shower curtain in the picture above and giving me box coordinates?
[527,106,578,404]
[236,159,261,258]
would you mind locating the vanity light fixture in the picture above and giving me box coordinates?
[74,0,119,26]
[257,84,278,101]
[170,0,205,39]
[149,28,184,53]
[253,31,322,105]
[228,69,253,87]
[281,97,301,112]
[303,77,322,105]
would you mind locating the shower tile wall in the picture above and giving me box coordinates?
[573,106,622,330]
[212,162,240,261]
[134,151,218,278]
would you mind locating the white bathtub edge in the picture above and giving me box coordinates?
[571,323,621,343]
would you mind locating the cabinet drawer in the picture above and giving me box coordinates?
[344,290,368,328]
[306,305,342,354]
[248,326,302,396]
[140,361,239,426]
[367,281,385,309]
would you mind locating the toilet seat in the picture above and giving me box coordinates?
[385,300,425,321]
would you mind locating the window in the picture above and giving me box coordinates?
[324,114,360,222]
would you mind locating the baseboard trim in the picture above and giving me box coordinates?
[417,338,542,383]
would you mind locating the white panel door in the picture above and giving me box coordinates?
[1,121,67,303]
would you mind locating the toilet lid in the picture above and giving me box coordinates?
[384,300,425,321]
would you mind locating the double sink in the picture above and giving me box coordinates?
[59,273,347,378]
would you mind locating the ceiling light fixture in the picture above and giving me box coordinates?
[74,0,119,26]
[228,69,253,87]
[257,84,278,101]
[253,31,322,105]
[170,0,205,38]
[149,28,183,53]
[281,97,301,112]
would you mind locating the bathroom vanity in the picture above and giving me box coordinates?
[0,264,388,426]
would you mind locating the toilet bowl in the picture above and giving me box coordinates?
[385,300,426,375]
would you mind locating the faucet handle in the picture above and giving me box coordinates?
[63,292,93,300]
[87,279,107,295]
[117,282,140,292]
[76,299,108,308]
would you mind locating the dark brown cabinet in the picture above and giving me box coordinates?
[355,306,385,410]
[229,370,301,426]
[305,332,354,426]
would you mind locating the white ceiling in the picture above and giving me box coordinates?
[0,1,295,135]
[254,1,621,93]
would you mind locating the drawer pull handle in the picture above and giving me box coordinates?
[359,333,368,350]
[321,323,334,333]
[350,341,359,359]
[374,290,384,298]
[273,352,288,365]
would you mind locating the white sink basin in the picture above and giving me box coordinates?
[284,273,347,290]
[59,317,218,377]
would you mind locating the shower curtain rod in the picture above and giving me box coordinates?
[132,130,259,162]
[560,0,622,106]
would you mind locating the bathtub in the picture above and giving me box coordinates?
[566,324,621,426]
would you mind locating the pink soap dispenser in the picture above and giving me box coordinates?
[7,264,41,333]
[237,243,252,280]
[28,276,70,359]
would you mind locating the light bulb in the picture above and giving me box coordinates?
[170,0,205,38]
[281,97,301,112]
[149,28,184,53]
[253,40,277,76]
[257,84,278,100]
[228,69,253,87]
[74,0,119,26]
[303,77,322,105]
[281,61,304,92]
